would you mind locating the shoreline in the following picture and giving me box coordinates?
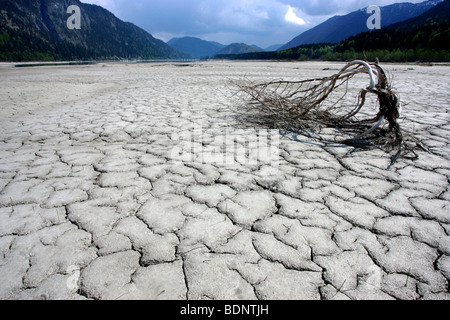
[1,59,450,68]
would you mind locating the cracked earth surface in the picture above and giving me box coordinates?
[0,61,449,300]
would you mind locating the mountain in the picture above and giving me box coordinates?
[0,0,189,61]
[215,43,263,55]
[214,0,450,62]
[386,0,450,30]
[167,36,225,58]
[335,0,450,53]
[265,44,283,52]
[279,0,443,50]
[167,37,267,57]
[250,44,265,52]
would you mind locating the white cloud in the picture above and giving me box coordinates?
[285,6,306,26]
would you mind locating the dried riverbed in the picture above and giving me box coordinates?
[0,61,449,300]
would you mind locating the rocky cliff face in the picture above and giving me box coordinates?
[0,0,189,61]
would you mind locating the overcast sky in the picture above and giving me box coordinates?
[81,0,427,48]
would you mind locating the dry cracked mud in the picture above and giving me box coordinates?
[0,61,449,300]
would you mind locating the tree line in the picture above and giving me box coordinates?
[214,22,450,62]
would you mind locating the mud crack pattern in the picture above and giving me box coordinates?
[0,62,449,300]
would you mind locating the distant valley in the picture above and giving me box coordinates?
[168,0,446,61]
[167,37,275,59]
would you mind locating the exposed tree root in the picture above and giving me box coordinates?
[233,60,426,167]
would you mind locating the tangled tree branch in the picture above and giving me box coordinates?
[233,60,423,166]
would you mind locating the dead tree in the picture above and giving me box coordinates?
[233,60,421,166]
